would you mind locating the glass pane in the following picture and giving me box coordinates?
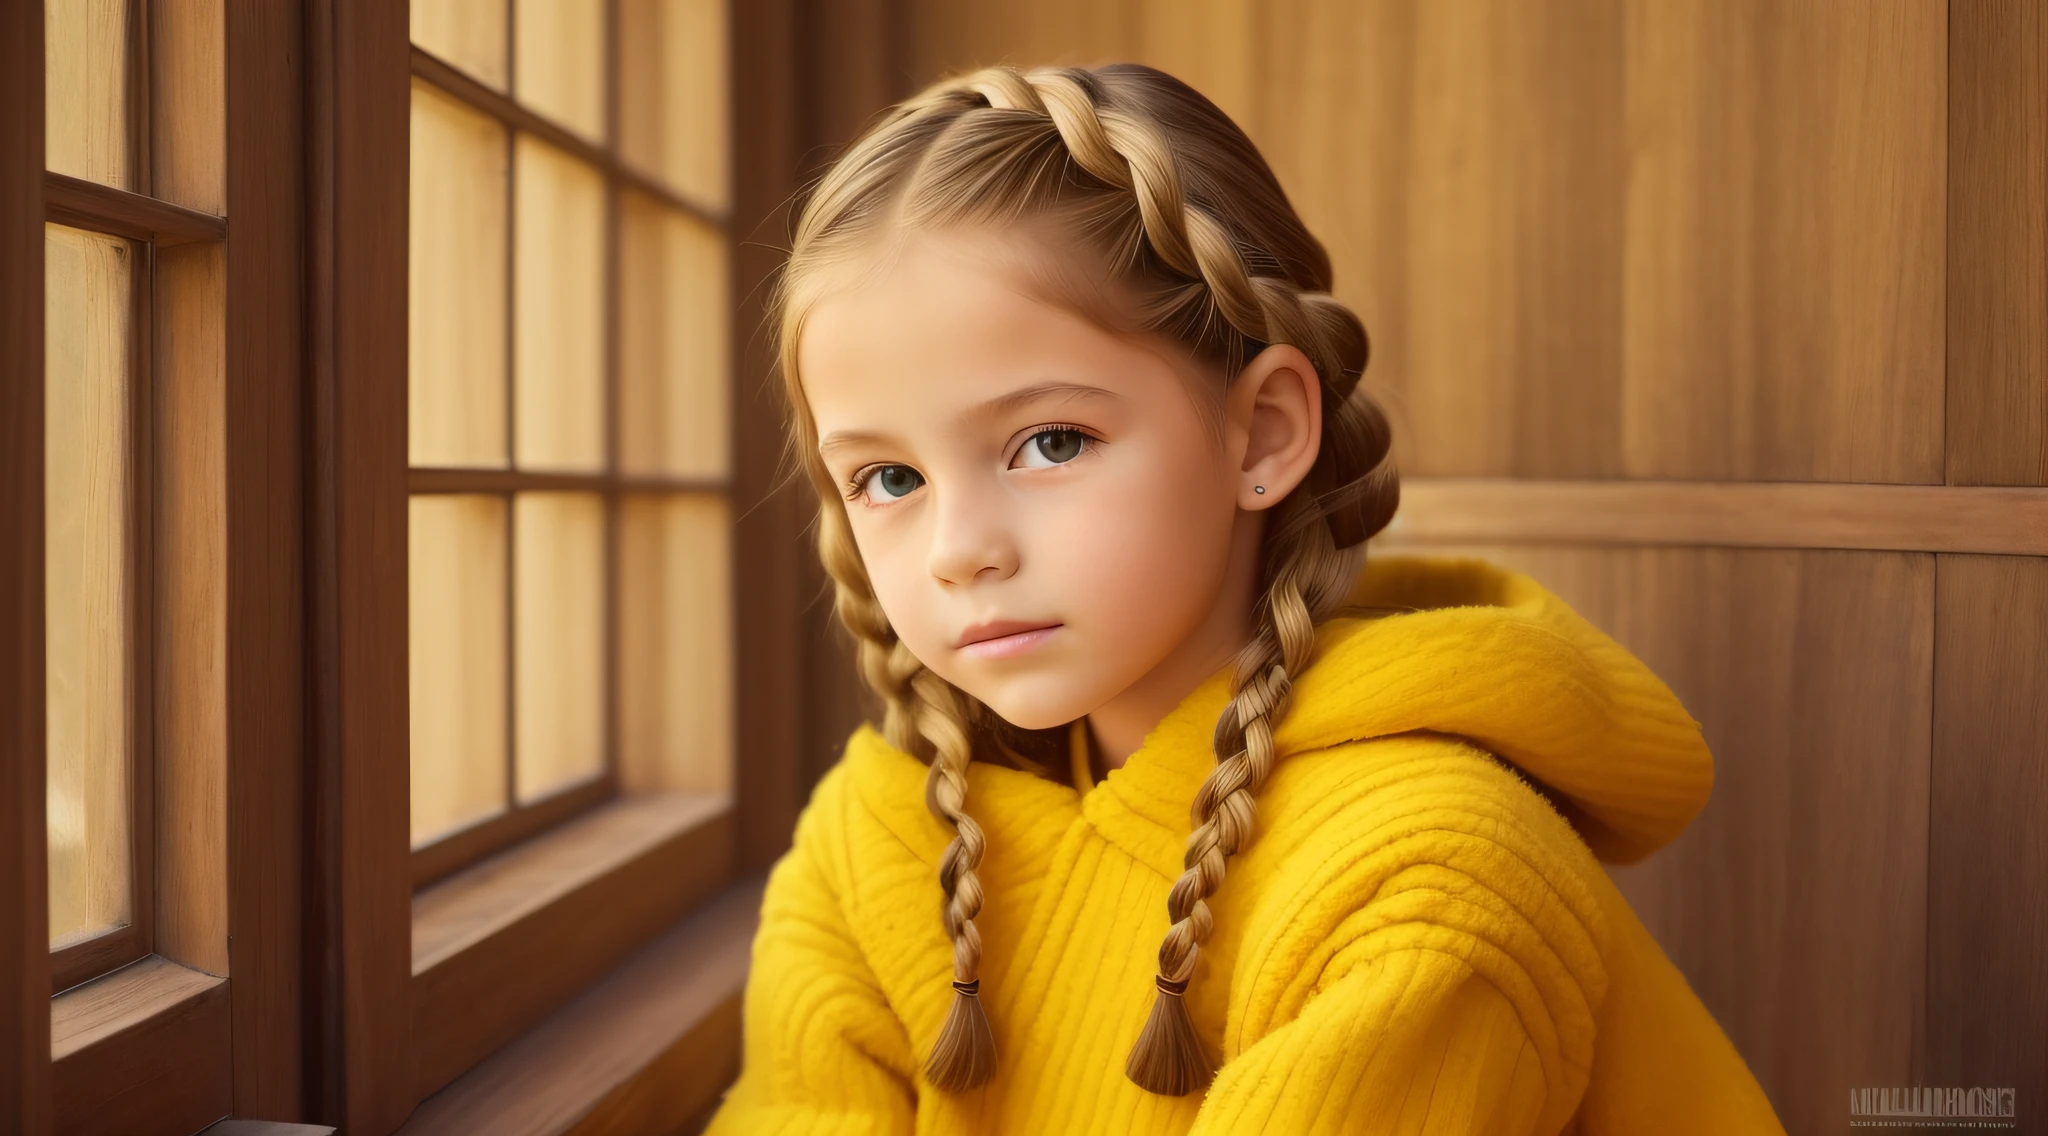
[45,0,130,189]
[513,0,604,141]
[619,0,728,210]
[44,224,134,947]
[410,79,510,468]
[620,193,728,479]
[513,134,605,472]
[409,495,510,846]
[412,0,509,91]
[619,494,731,795]
[513,493,605,801]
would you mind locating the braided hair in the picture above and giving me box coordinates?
[771,62,1400,1096]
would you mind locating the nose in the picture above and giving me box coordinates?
[925,479,1018,587]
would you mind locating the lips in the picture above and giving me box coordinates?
[955,619,1061,649]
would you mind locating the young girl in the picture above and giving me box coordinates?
[704,63,1786,1135]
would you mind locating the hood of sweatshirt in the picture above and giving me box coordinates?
[1252,551,1713,863]
[845,552,1716,869]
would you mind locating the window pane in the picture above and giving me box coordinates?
[513,134,605,472]
[513,0,604,141]
[410,79,510,468]
[45,0,130,189]
[44,224,134,947]
[619,495,731,796]
[409,495,510,846]
[412,0,509,91]
[620,193,728,479]
[513,493,605,802]
[620,0,728,210]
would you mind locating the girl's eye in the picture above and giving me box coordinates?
[849,464,924,504]
[1014,426,1093,469]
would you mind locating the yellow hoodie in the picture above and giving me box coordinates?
[704,554,1788,1134]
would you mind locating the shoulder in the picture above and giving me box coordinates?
[1225,732,1613,1045]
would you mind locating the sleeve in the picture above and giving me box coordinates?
[1189,763,1613,1136]
[703,767,918,1136]
[1188,943,1563,1136]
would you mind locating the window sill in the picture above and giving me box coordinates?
[410,792,736,1102]
[398,877,761,1135]
[51,955,230,1136]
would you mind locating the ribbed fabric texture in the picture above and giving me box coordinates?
[704,554,1787,1135]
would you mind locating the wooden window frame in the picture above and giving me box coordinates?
[305,0,808,1131]
[403,5,734,888]
[6,0,310,1133]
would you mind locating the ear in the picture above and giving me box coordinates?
[1223,343,1323,515]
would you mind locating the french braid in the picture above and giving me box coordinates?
[775,62,1399,1096]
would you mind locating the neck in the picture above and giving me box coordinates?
[1087,510,1264,770]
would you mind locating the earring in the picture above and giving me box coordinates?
[1253,485,1266,495]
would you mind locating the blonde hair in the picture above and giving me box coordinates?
[770,62,1400,1096]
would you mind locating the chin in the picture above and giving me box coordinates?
[969,679,1092,733]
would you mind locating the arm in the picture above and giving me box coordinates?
[704,769,918,1136]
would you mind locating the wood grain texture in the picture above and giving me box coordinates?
[732,0,810,873]
[1399,544,1932,1136]
[302,0,416,1128]
[150,0,226,214]
[154,240,230,978]
[200,1122,336,1136]
[1378,478,2048,555]
[1927,555,2048,1117]
[409,796,735,1101]
[1948,0,2048,486]
[396,880,761,1136]
[2,0,51,1126]
[44,170,226,245]
[51,956,232,1136]
[901,0,1948,484]
[224,0,309,1115]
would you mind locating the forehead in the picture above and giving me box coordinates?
[797,229,1186,433]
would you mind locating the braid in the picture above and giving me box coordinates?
[817,499,1000,1089]
[781,61,1401,1097]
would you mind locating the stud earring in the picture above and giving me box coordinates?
[1253,485,1266,495]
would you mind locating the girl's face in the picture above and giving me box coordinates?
[798,227,1319,741]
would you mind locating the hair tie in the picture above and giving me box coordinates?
[952,978,982,997]
[1153,974,1189,997]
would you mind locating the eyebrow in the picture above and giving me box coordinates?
[816,381,1121,455]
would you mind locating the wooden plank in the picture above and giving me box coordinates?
[1927,555,2048,1116]
[224,0,309,1117]
[1,2,51,1128]
[302,0,416,1129]
[1948,0,2048,486]
[1256,0,1946,483]
[150,0,226,214]
[396,880,761,1136]
[51,957,233,1136]
[411,777,612,889]
[200,1123,336,1136]
[43,170,225,246]
[410,797,735,1100]
[1399,544,1931,1136]
[406,468,724,496]
[1378,478,2048,556]
[155,240,230,977]
[731,0,809,872]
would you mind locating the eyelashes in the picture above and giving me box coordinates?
[842,423,1100,505]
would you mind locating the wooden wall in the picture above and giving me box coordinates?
[795,2,2048,1132]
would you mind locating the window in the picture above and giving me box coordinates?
[405,0,736,887]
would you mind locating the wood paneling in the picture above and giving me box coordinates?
[2,0,51,1127]
[900,1,1948,485]
[1948,0,2048,487]
[1401,544,1931,1135]
[151,0,226,215]
[1927,555,2048,1117]
[1381,478,2048,556]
